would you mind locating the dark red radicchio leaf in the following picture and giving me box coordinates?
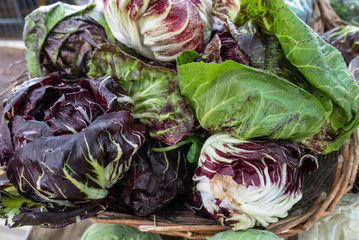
[0,75,145,227]
[323,25,359,65]
[112,137,192,216]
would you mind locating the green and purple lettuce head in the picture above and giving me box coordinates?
[24,2,114,79]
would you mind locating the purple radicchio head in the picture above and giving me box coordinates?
[24,2,114,79]
[103,0,213,62]
[0,75,145,227]
[193,133,317,230]
[112,137,192,216]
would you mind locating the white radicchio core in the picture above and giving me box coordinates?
[193,133,316,230]
[103,0,213,62]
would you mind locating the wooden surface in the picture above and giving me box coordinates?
[0,47,28,116]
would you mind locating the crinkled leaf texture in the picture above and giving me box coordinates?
[207,229,283,240]
[112,137,191,216]
[193,133,317,230]
[89,43,194,145]
[0,75,145,227]
[24,2,92,77]
[103,0,213,62]
[41,16,108,78]
[234,0,359,153]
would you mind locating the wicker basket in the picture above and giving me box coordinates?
[90,0,359,238]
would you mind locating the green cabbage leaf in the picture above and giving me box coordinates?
[178,60,328,141]
[81,223,162,240]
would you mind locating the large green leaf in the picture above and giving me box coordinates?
[88,44,194,145]
[178,60,329,141]
[235,0,359,136]
[81,223,162,240]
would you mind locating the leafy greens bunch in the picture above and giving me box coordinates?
[178,0,359,154]
[0,0,358,234]
[0,0,198,228]
[0,75,145,227]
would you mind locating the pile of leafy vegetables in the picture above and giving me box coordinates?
[0,0,358,236]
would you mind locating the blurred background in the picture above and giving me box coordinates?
[0,0,90,39]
